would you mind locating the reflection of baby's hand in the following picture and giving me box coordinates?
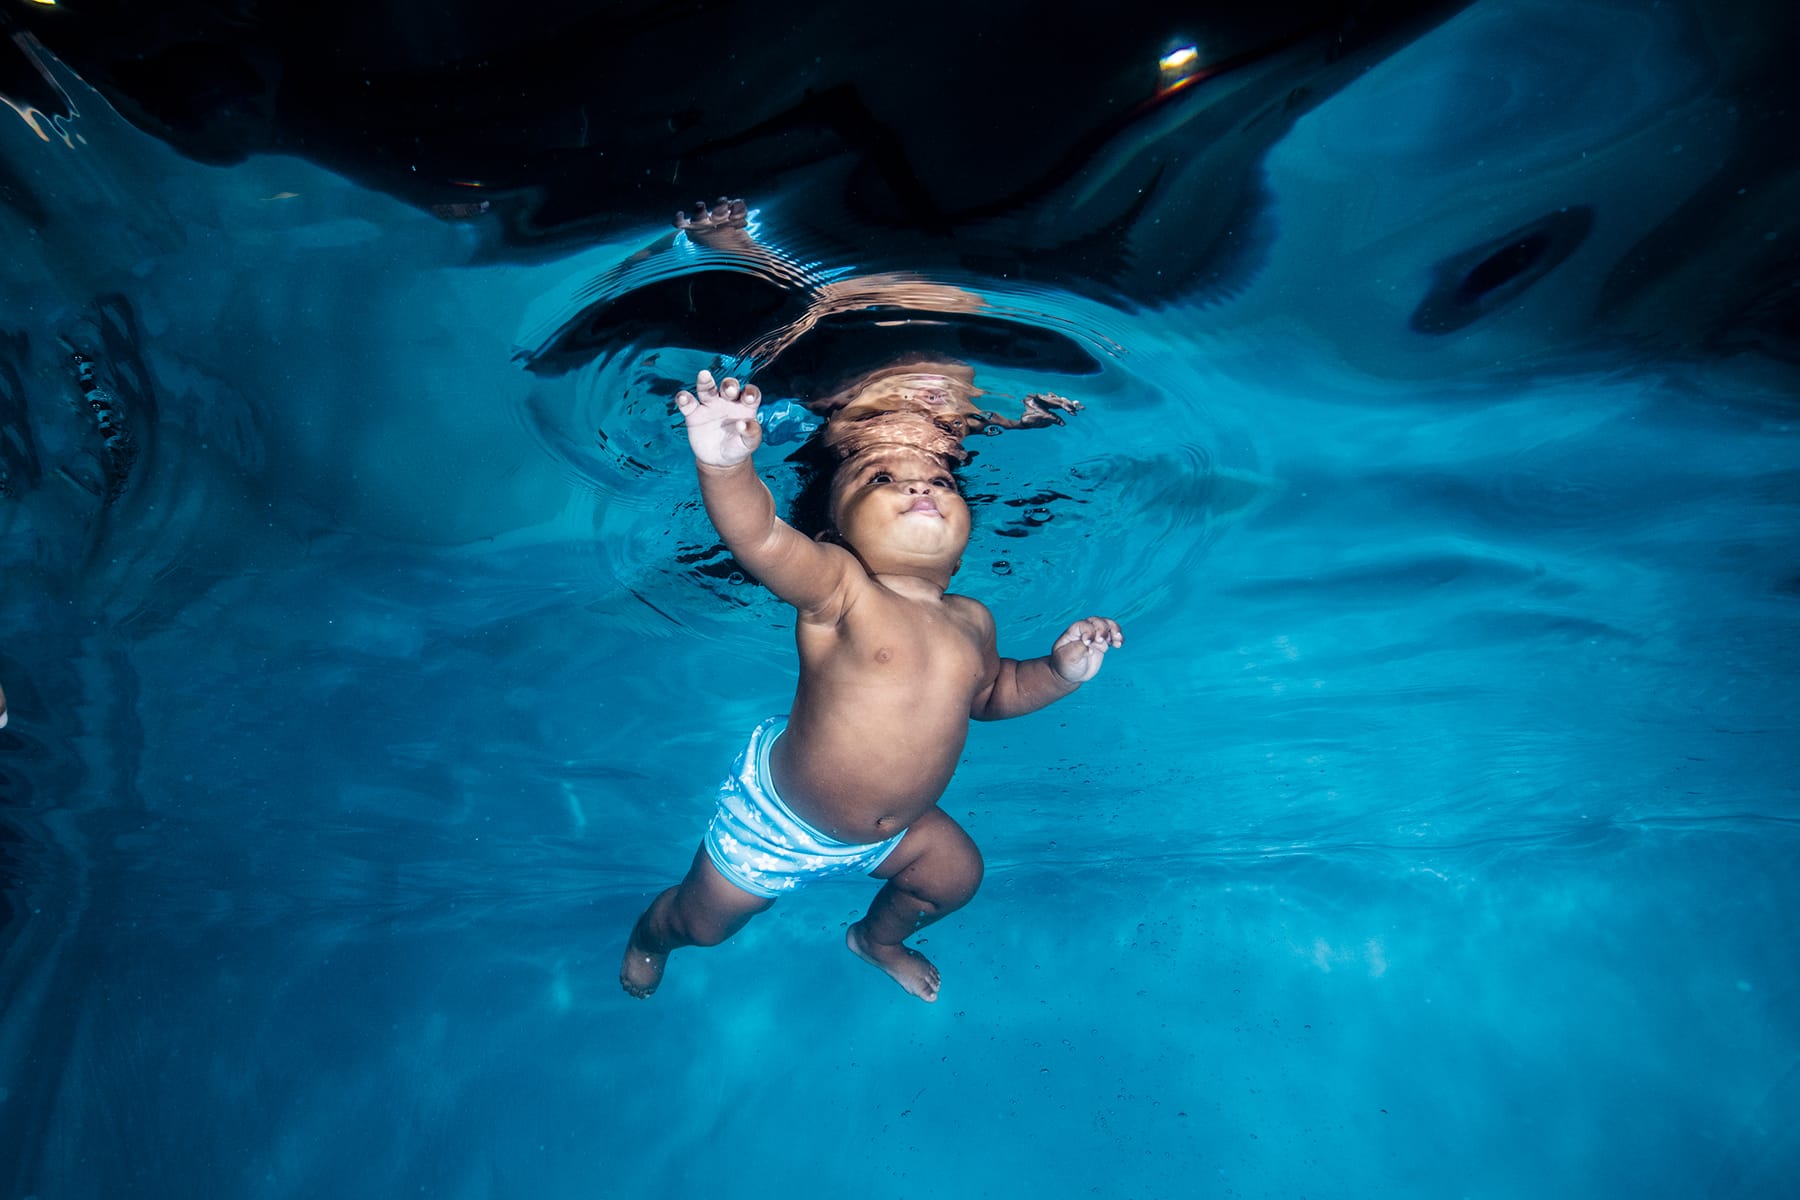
[676,370,763,468]
[1051,616,1125,684]
[674,197,748,234]
[1020,393,1083,428]
[0,680,8,729]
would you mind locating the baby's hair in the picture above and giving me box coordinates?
[785,435,838,541]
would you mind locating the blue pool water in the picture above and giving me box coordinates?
[3,1,1798,1196]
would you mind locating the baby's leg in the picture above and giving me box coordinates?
[848,808,984,1002]
[620,845,773,998]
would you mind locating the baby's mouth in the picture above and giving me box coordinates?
[904,497,942,516]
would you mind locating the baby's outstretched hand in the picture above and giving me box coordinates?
[1051,616,1125,684]
[676,370,763,468]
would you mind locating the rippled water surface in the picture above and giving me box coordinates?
[3,2,1798,1197]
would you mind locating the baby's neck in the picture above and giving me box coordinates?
[871,571,950,602]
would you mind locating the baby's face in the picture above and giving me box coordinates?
[829,447,970,576]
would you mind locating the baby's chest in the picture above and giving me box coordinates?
[839,611,986,685]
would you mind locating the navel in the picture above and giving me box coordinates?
[875,647,893,663]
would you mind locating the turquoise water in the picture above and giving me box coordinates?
[3,2,1798,1197]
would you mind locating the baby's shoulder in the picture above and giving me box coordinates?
[944,592,996,632]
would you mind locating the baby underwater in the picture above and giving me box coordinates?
[621,369,1123,1001]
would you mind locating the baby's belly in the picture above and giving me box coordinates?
[770,711,968,844]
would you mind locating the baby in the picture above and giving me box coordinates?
[619,370,1123,1002]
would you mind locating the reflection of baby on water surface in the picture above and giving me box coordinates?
[620,356,1125,1002]
[809,355,1082,463]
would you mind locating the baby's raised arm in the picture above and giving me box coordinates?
[677,370,854,618]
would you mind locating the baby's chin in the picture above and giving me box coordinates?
[847,531,966,573]
[895,518,966,548]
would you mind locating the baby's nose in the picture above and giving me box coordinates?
[903,478,932,492]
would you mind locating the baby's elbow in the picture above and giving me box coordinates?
[970,690,1015,722]
[969,690,1002,722]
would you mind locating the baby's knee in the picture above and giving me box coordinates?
[666,903,733,947]
[669,898,734,947]
[959,829,986,887]
[954,853,984,906]
[931,842,984,909]
[670,887,765,948]
[683,922,733,948]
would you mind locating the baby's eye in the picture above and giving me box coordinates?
[871,472,893,484]
[932,476,954,489]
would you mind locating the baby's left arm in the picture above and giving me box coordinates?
[972,615,1124,722]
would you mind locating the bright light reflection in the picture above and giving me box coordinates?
[1159,45,1198,72]
[1156,43,1204,97]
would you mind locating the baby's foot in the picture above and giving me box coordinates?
[846,922,941,1002]
[619,918,668,999]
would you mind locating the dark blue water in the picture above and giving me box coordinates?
[3,1,1798,1196]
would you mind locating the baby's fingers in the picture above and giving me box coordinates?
[1076,616,1124,647]
[717,377,762,409]
[686,370,762,413]
[675,389,697,414]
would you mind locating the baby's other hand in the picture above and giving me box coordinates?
[676,370,763,468]
[1051,616,1124,684]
